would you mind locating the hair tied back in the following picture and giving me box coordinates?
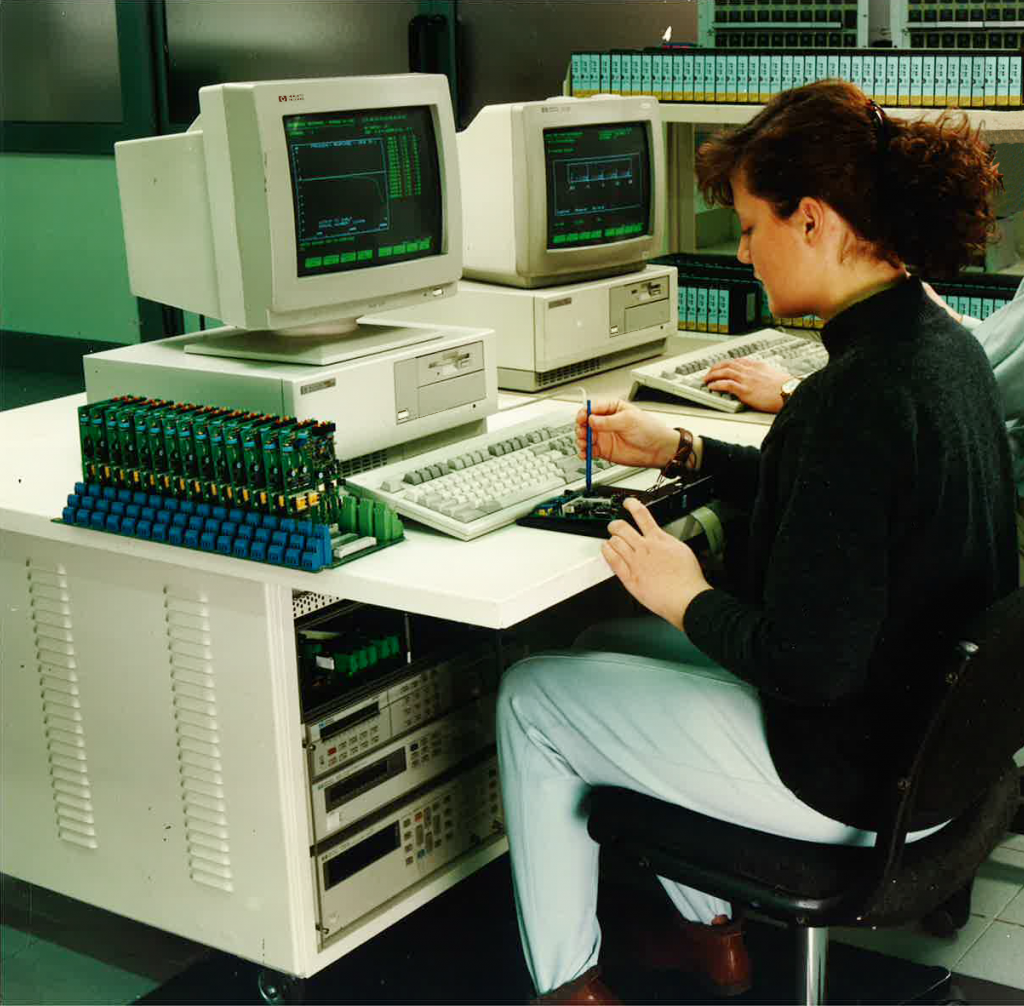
[867,99,890,156]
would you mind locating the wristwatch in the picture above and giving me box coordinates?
[780,377,801,405]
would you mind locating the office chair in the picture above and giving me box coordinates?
[588,586,1024,1005]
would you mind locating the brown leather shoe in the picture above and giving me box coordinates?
[669,916,752,997]
[531,965,623,1004]
[600,896,752,997]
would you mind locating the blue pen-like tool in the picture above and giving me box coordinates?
[583,388,593,492]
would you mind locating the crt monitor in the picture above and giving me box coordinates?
[457,95,665,289]
[114,74,462,364]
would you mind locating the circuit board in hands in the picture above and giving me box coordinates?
[515,474,714,538]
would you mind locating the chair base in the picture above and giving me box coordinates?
[601,917,951,1004]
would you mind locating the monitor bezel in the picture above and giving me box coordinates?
[515,98,664,284]
[199,74,461,329]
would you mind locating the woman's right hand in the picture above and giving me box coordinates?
[575,399,684,470]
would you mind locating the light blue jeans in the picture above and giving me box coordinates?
[496,615,944,996]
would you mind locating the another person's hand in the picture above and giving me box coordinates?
[602,497,712,629]
[576,398,689,470]
[704,357,793,414]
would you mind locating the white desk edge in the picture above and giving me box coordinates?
[0,393,769,629]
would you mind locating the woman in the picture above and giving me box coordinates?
[703,277,1024,585]
[496,80,1018,1004]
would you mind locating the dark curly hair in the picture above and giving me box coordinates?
[694,80,1003,278]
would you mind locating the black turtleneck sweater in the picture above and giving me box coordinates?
[684,278,1017,829]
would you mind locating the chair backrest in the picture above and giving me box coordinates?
[901,586,1024,828]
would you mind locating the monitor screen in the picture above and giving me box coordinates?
[284,105,443,278]
[543,122,650,251]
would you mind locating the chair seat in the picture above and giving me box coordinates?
[588,759,1019,928]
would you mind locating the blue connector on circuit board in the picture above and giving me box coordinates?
[65,395,405,570]
[62,482,353,572]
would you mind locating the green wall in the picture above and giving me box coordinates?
[1,153,140,344]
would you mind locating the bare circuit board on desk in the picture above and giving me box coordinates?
[515,474,714,538]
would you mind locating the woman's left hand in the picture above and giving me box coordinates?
[602,497,713,629]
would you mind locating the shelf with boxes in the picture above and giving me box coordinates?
[657,100,1024,260]
[655,254,1021,335]
[569,48,1024,110]
[893,0,1024,50]
[566,47,1024,260]
[698,0,870,50]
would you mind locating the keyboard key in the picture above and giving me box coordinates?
[344,409,636,540]
[631,328,827,414]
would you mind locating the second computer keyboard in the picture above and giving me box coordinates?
[629,328,829,413]
[344,409,637,540]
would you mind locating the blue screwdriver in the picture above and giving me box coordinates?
[583,388,593,492]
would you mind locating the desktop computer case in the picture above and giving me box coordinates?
[385,264,678,391]
[83,323,498,468]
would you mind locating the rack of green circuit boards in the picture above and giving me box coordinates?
[295,600,505,720]
[60,395,405,572]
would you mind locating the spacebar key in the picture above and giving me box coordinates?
[480,477,565,512]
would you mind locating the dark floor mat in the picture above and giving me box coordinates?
[140,855,953,1005]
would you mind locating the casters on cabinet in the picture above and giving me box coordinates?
[257,967,306,1004]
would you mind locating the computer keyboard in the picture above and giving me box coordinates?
[344,410,637,540]
[629,328,829,413]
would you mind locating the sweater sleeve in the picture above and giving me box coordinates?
[684,388,896,706]
[699,436,762,508]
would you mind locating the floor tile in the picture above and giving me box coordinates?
[831,914,992,971]
[4,899,208,982]
[998,889,1024,926]
[973,846,1024,918]
[0,933,160,1005]
[1002,832,1024,854]
[954,921,1024,989]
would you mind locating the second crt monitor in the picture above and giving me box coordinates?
[458,95,666,289]
[383,94,675,390]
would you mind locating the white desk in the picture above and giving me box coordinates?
[0,391,768,980]
[0,393,768,627]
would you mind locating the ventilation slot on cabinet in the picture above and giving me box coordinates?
[164,587,234,892]
[292,590,343,620]
[27,560,97,850]
[534,343,660,388]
